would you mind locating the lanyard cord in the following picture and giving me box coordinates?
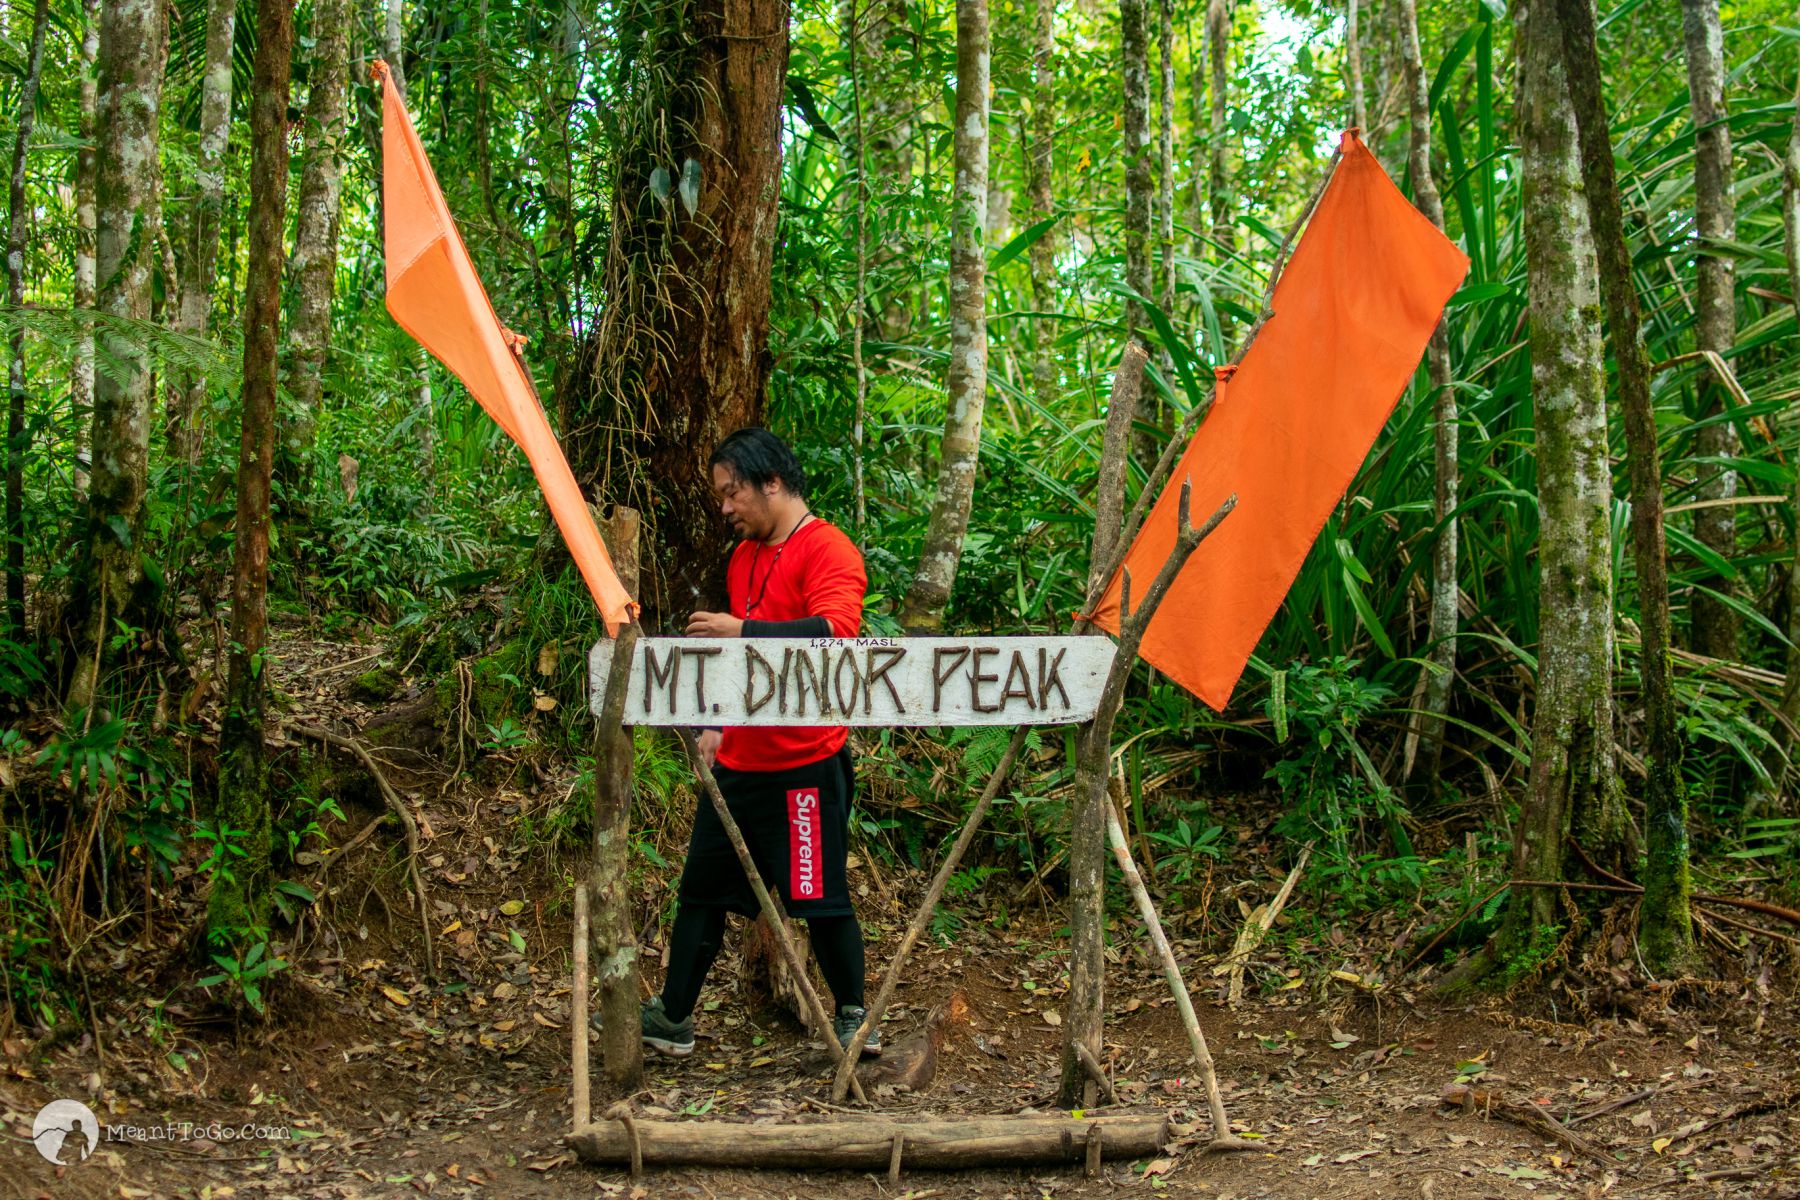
[743,512,811,618]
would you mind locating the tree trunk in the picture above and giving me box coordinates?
[855,0,914,341]
[1554,0,1693,974]
[383,0,407,96]
[1204,0,1234,264]
[566,0,789,623]
[1395,0,1457,789]
[1680,0,1739,660]
[592,508,643,1094]
[1156,0,1173,324]
[1119,0,1151,341]
[1027,0,1057,412]
[1780,56,1800,737]
[64,0,171,712]
[73,0,100,502]
[1058,348,1146,1108]
[898,0,988,633]
[5,0,50,639]
[1346,0,1367,131]
[282,0,352,486]
[848,0,869,532]
[169,0,238,465]
[207,0,293,953]
[1502,0,1629,956]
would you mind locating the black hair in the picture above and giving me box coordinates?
[709,427,808,500]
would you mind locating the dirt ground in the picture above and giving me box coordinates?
[5,633,1798,1199]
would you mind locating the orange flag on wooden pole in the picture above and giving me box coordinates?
[1088,131,1468,709]
[373,60,635,635]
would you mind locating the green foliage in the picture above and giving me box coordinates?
[196,938,289,1016]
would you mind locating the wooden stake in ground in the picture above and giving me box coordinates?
[1105,805,1250,1149]
[571,882,591,1130]
[591,507,643,1093]
[676,727,867,1104]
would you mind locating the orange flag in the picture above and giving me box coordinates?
[374,61,635,635]
[1088,131,1468,709]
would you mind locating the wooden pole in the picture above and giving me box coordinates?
[676,727,869,1104]
[571,882,591,1130]
[568,1112,1169,1169]
[1104,805,1249,1149]
[592,507,644,1093]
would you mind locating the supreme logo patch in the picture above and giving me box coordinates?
[787,787,823,900]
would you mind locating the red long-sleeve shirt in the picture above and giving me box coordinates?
[715,518,867,772]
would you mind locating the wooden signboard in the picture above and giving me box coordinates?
[588,636,1116,727]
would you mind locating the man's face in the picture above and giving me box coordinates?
[712,463,779,541]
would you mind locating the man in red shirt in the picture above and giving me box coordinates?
[640,428,880,1059]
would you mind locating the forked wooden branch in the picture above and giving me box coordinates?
[677,727,868,1104]
[831,727,1028,1100]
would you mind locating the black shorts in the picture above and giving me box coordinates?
[678,745,856,918]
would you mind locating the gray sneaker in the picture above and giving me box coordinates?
[640,996,695,1057]
[834,1005,882,1058]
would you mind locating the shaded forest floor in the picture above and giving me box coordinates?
[4,630,1799,1199]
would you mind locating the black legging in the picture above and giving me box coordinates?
[660,904,866,1023]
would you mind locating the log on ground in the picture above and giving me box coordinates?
[567,1112,1169,1170]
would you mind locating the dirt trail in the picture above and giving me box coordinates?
[4,632,1797,1199]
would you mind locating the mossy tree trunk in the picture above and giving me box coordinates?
[898,0,988,633]
[1680,0,1740,661]
[1204,0,1234,265]
[72,0,99,502]
[565,0,788,623]
[1780,51,1800,740]
[1027,0,1058,413]
[1502,0,1631,960]
[281,0,352,490]
[5,0,49,639]
[64,0,170,712]
[1396,0,1459,792]
[207,0,293,954]
[168,0,238,466]
[1554,0,1694,973]
[1118,0,1150,341]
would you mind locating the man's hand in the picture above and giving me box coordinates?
[686,610,744,638]
[695,729,722,772]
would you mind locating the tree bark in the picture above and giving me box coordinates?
[848,0,869,532]
[1058,347,1147,1108]
[169,0,238,465]
[207,0,293,953]
[73,0,100,502]
[1502,0,1629,955]
[1395,0,1458,789]
[1554,0,1693,973]
[282,0,352,485]
[1119,0,1152,352]
[1027,0,1057,412]
[1156,0,1173,324]
[5,0,50,639]
[1347,0,1367,131]
[1780,54,1800,736]
[898,0,988,633]
[1680,0,1740,659]
[1204,0,1234,264]
[592,508,643,1095]
[65,0,171,712]
[567,0,789,623]
[383,0,407,96]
